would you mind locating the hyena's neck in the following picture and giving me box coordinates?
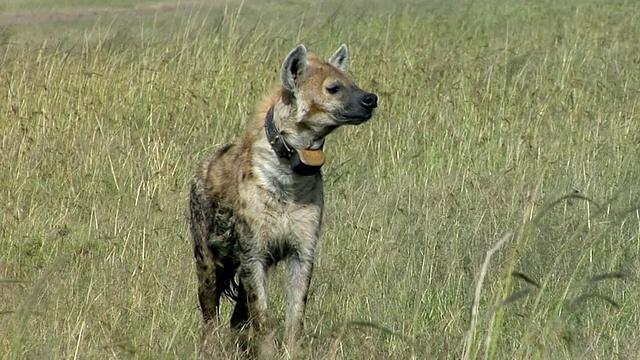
[248,97,324,197]
[270,100,326,151]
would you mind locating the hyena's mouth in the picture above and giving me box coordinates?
[338,110,375,124]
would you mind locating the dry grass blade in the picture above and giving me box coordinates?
[461,232,512,360]
[492,288,537,313]
[532,193,604,225]
[571,293,620,309]
[10,254,70,359]
[586,272,626,284]
[0,279,28,284]
[511,272,541,289]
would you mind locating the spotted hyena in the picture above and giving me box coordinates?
[189,44,378,357]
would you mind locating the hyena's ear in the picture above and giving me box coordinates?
[328,44,349,72]
[281,45,308,92]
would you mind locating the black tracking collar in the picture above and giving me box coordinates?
[264,106,323,176]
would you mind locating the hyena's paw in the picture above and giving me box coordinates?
[253,329,277,360]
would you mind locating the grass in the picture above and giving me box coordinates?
[0,0,169,12]
[1,0,639,358]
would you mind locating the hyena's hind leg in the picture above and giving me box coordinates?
[230,280,251,353]
[189,178,222,325]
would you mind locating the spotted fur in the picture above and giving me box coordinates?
[189,44,378,358]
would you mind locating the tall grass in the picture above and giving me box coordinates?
[1,0,639,358]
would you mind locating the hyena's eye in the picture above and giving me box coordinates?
[326,84,341,95]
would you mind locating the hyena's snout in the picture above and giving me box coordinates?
[360,92,378,111]
[341,89,378,124]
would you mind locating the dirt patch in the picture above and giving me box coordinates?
[0,1,229,27]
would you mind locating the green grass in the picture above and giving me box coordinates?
[0,0,167,12]
[1,0,639,358]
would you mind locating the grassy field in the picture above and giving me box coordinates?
[1,0,639,358]
[0,0,172,13]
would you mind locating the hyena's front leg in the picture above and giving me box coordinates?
[284,254,314,355]
[237,258,276,358]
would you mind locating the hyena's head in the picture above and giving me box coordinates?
[280,44,378,130]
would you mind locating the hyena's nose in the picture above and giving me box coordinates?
[360,93,378,110]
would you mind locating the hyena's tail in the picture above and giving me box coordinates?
[189,177,211,266]
[189,176,240,304]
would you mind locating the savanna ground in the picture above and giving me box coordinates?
[1,0,639,358]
